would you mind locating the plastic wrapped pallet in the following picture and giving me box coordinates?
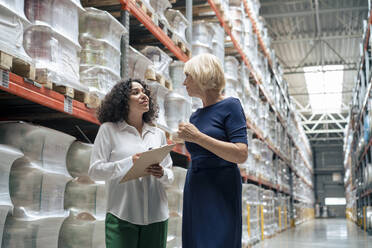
[80,7,127,52]
[168,167,187,191]
[24,0,83,45]
[192,21,214,55]
[64,177,106,219]
[150,0,171,27]
[2,208,67,248]
[80,36,121,75]
[0,145,23,210]
[66,141,93,178]
[165,9,189,43]
[23,24,86,91]
[141,46,173,81]
[224,56,240,98]
[169,60,191,100]
[164,91,191,133]
[0,0,28,20]
[129,46,154,81]
[0,122,75,176]
[166,188,183,217]
[167,216,182,248]
[0,4,32,63]
[58,212,105,248]
[9,158,71,215]
[80,65,120,97]
[210,23,225,66]
[0,205,12,248]
[146,80,169,130]
[79,7,127,96]
[229,6,244,45]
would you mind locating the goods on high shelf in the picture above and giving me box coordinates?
[24,0,85,92]
[0,1,32,63]
[79,7,127,97]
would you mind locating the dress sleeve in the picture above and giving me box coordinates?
[225,98,248,144]
[158,130,174,185]
[88,124,133,181]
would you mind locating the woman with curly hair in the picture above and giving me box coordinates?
[88,79,173,248]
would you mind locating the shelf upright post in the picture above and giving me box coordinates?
[186,0,192,44]
[120,8,130,79]
[289,161,295,227]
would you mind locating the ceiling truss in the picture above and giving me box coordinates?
[293,98,347,141]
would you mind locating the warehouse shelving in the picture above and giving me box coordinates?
[206,0,313,193]
[242,172,291,196]
[119,0,190,62]
[242,0,313,169]
[343,7,372,230]
[0,69,193,159]
[0,70,99,124]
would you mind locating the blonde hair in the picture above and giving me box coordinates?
[184,53,225,92]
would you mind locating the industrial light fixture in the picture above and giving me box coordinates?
[304,65,344,113]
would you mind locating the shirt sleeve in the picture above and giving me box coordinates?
[225,98,248,144]
[88,124,134,181]
[158,130,174,185]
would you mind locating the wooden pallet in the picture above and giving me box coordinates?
[0,51,35,80]
[172,34,192,57]
[134,0,156,23]
[223,14,233,30]
[155,73,172,90]
[158,19,173,38]
[35,68,100,109]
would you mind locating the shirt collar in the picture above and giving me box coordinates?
[117,120,156,134]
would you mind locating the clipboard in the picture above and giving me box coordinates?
[120,144,176,183]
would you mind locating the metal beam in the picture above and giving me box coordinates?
[305,129,345,134]
[322,40,348,64]
[261,0,310,7]
[288,40,320,73]
[283,62,358,73]
[301,119,348,125]
[284,67,357,74]
[262,6,367,19]
[310,113,326,131]
[272,33,362,44]
[314,0,321,37]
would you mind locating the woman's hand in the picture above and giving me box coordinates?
[145,164,164,178]
[177,122,201,143]
[132,153,141,164]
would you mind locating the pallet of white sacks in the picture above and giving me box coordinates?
[0,50,35,80]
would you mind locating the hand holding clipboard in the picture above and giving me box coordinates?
[119,144,176,183]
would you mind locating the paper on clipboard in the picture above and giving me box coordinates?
[120,144,176,183]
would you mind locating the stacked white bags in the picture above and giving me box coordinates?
[79,8,128,97]
[0,0,32,63]
[24,0,85,91]
[166,167,186,248]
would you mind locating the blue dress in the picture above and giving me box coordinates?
[182,97,247,248]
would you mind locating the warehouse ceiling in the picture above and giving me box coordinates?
[260,0,369,143]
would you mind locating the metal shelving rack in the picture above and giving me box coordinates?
[343,7,372,232]
[0,0,315,228]
[0,0,192,159]
[207,0,313,192]
[0,70,99,124]
[205,0,314,228]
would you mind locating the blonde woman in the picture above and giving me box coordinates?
[177,54,248,248]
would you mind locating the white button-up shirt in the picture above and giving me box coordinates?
[89,121,173,225]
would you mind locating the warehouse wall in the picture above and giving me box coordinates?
[313,143,345,218]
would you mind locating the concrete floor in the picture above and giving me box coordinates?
[254,219,372,248]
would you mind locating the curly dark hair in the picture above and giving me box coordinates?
[97,79,158,124]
